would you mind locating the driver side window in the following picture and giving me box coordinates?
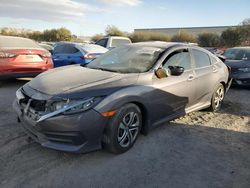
[163,49,192,71]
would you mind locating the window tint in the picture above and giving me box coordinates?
[111,39,130,47]
[246,51,250,60]
[53,45,65,54]
[163,49,192,70]
[192,49,211,68]
[63,45,79,54]
[96,39,108,47]
[223,48,250,60]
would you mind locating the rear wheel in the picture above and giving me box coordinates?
[102,103,142,154]
[208,83,225,112]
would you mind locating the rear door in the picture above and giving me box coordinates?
[190,48,215,104]
[52,45,66,67]
[63,45,81,65]
[151,47,196,122]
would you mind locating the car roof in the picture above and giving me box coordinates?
[104,36,131,40]
[129,41,193,49]
[55,42,108,53]
[229,47,250,50]
[0,35,44,50]
[77,44,108,53]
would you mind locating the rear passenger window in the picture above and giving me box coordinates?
[53,45,64,54]
[210,55,219,64]
[63,46,79,54]
[192,49,211,68]
[163,49,192,71]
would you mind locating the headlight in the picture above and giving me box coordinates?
[238,67,250,73]
[38,97,101,122]
[51,97,98,115]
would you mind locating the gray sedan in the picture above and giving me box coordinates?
[13,42,231,154]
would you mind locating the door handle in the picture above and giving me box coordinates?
[187,74,194,81]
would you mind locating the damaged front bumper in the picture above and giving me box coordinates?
[13,90,108,153]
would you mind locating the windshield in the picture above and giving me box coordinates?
[87,45,164,73]
[223,48,250,60]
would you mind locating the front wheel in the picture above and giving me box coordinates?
[208,83,225,112]
[102,103,142,154]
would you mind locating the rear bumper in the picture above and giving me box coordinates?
[13,100,108,153]
[0,59,53,79]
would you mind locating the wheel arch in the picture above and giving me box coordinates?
[129,101,150,135]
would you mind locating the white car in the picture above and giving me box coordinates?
[95,36,131,49]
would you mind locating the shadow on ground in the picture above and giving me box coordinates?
[0,120,249,188]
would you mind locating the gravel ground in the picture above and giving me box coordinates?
[0,80,249,188]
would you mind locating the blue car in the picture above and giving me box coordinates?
[52,42,108,67]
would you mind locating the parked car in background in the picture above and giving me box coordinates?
[0,36,53,80]
[39,43,54,54]
[223,47,250,86]
[204,47,225,55]
[95,36,131,49]
[14,42,231,154]
[52,42,108,67]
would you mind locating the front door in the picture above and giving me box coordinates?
[151,48,196,123]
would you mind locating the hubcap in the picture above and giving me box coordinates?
[118,112,140,148]
[214,86,224,109]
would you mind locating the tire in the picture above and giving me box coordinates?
[102,103,142,154]
[208,83,225,112]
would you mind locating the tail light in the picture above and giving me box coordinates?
[82,53,99,60]
[41,52,51,58]
[0,51,17,58]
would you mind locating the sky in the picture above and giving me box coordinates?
[0,0,249,36]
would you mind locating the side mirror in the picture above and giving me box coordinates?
[168,66,184,76]
[155,68,169,79]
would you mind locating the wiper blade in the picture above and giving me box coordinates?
[98,68,119,73]
[87,67,119,73]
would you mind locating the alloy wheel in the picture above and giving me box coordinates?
[214,86,224,109]
[117,112,140,148]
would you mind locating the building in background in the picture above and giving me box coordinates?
[134,26,237,37]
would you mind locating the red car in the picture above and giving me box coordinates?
[0,36,53,79]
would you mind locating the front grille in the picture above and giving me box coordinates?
[30,100,46,112]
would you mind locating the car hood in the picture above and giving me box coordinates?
[225,60,250,68]
[24,65,139,99]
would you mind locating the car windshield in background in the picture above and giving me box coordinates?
[111,39,131,47]
[223,48,250,60]
[0,36,42,49]
[80,44,108,53]
[87,46,164,73]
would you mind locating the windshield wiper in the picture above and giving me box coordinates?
[85,66,120,73]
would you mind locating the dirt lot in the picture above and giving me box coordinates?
[0,80,249,188]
